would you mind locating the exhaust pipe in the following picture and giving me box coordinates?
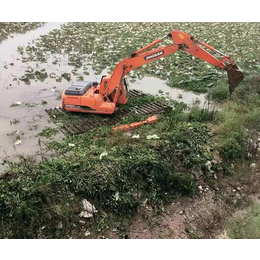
[225,64,244,93]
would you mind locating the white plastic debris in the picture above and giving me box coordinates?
[15,101,22,105]
[84,231,91,237]
[79,211,93,218]
[132,134,140,139]
[146,134,160,140]
[14,140,22,145]
[99,151,108,160]
[115,192,120,201]
[205,161,212,171]
[82,199,98,213]
[68,143,75,147]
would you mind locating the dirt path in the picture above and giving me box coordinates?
[128,161,260,239]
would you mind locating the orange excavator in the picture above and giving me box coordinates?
[61,30,244,115]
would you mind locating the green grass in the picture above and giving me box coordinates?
[37,126,59,138]
[212,76,260,160]
[1,97,219,238]
[207,82,230,103]
[227,202,260,239]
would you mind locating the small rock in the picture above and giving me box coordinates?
[191,167,203,179]
[79,211,93,218]
[250,163,256,169]
[84,231,91,237]
[179,211,183,215]
[198,185,203,191]
[213,173,217,179]
[82,199,98,213]
[112,228,117,233]
[233,189,236,192]
[237,187,241,191]
[248,153,253,158]
[79,220,85,225]
[248,138,254,145]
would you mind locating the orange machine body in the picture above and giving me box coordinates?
[62,30,243,115]
[113,115,158,131]
[61,76,129,114]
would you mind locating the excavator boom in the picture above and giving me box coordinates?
[62,30,243,114]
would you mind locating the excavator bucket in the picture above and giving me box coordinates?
[226,64,244,93]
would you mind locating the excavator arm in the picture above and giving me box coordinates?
[99,30,244,102]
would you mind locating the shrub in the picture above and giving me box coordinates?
[207,83,230,102]
[219,132,245,160]
[186,105,216,122]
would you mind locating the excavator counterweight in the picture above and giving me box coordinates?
[62,30,244,115]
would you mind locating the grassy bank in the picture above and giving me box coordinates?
[1,98,214,238]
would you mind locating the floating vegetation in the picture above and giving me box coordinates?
[15,22,260,92]
[0,22,44,43]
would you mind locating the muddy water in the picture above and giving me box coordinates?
[0,22,208,165]
[0,23,67,162]
[131,77,206,106]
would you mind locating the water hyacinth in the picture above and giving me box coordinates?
[14,22,260,92]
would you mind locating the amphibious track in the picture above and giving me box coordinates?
[45,90,172,137]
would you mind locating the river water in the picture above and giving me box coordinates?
[0,22,207,162]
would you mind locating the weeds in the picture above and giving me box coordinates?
[207,82,230,103]
[227,202,260,239]
[37,127,59,138]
